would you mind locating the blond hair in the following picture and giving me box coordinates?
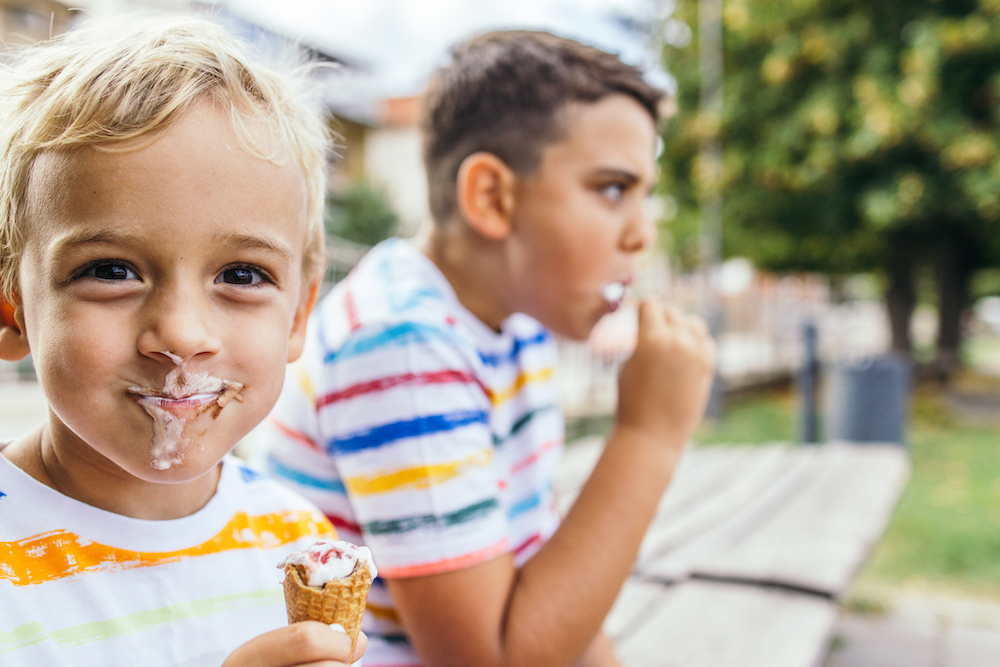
[0,15,332,301]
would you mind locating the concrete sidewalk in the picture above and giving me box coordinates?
[824,589,1000,667]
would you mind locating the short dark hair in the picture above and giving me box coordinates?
[421,30,665,225]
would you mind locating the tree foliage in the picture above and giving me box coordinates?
[659,0,1000,373]
[325,179,399,247]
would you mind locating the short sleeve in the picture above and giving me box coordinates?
[303,317,507,578]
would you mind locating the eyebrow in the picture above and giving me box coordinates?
[49,229,295,262]
[213,232,294,262]
[50,228,145,256]
[592,168,640,182]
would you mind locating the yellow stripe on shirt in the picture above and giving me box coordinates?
[345,450,493,496]
[0,511,333,587]
[487,367,554,407]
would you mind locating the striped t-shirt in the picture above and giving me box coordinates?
[0,450,336,666]
[259,237,565,666]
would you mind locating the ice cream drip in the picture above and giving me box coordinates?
[129,353,246,470]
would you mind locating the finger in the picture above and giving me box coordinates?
[686,313,711,338]
[351,632,368,663]
[636,298,661,330]
[242,621,354,666]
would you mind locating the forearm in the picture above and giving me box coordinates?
[500,426,680,664]
[390,302,714,667]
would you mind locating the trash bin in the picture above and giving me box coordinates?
[825,353,912,445]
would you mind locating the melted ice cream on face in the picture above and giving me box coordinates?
[128,356,246,470]
[279,540,378,587]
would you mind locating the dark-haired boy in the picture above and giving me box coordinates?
[262,30,716,666]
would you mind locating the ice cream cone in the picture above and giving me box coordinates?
[283,560,372,655]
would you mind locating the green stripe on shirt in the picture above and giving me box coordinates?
[0,588,282,654]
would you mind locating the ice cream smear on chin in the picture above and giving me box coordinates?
[129,355,246,470]
[279,540,378,586]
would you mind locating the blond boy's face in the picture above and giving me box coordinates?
[17,101,315,488]
[507,94,658,340]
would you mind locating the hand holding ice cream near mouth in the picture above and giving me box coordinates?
[128,351,246,471]
[280,540,376,657]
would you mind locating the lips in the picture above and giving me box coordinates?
[135,393,219,413]
[128,367,245,415]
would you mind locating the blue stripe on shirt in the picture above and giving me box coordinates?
[266,455,347,494]
[508,482,554,520]
[324,321,459,363]
[479,330,551,367]
[328,409,489,454]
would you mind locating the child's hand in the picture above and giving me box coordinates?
[221,622,366,667]
[615,300,717,449]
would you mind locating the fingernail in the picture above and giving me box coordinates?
[328,622,346,633]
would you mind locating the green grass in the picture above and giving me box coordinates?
[688,371,1000,601]
[855,376,1000,599]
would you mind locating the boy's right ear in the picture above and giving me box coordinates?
[0,297,30,361]
[456,152,516,241]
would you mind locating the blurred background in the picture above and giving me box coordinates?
[1,1,999,665]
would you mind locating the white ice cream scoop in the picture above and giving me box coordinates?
[601,281,626,304]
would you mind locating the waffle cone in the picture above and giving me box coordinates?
[283,561,372,655]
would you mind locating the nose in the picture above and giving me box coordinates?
[137,280,221,364]
[621,200,656,253]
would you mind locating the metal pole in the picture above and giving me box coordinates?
[699,0,725,419]
[799,319,820,443]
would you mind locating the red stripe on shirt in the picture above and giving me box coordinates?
[514,533,544,558]
[317,369,486,408]
[343,276,361,332]
[269,417,323,453]
[325,513,363,535]
[511,438,563,473]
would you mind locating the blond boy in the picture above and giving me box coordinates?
[0,17,364,666]
[262,30,717,666]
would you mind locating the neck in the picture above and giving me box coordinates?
[420,224,511,332]
[3,425,221,520]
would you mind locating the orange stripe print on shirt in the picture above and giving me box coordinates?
[0,511,333,587]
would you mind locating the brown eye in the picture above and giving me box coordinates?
[216,265,272,286]
[218,267,259,285]
[87,262,136,281]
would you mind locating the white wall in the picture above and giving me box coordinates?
[363,126,429,237]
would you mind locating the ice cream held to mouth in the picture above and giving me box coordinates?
[279,540,377,655]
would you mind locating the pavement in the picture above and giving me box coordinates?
[4,377,1000,666]
[824,589,1000,667]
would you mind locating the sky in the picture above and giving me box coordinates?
[219,0,674,99]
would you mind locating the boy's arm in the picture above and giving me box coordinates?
[387,301,715,667]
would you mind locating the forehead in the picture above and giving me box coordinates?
[25,101,307,245]
[540,95,658,176]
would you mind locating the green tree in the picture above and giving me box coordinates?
[660,0,1000,378]
[325,178,399,247]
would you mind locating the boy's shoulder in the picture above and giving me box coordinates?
[314,238,477,353]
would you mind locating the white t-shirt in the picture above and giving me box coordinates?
[0,447,336,666]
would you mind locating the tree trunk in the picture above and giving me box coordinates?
[934,226,972,382]
[885,231,916,355]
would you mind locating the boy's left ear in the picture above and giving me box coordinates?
[0,297,31,362]
[286,278,320,363]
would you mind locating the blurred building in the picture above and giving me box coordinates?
[0,1,74,45]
